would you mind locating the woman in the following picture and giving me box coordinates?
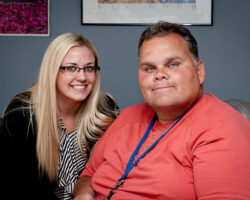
[0,33,119,199]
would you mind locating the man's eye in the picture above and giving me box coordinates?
[169,63,179,68]
[67,66,77,72]
[85,66,94,72]
[145,67,155,72]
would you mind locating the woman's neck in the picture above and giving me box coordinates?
[57,101,81,134]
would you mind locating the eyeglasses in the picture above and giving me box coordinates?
[59,65,100,75]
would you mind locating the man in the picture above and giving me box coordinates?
[74,21,250,200]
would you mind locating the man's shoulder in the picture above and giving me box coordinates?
[197,94,239,111]
[191,93,249,125]
[194,93,228,111]
[113,102,154,125]
[121,102,152,116]
[102,102,153,136]
[123,102,151,112]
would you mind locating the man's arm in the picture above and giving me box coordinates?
[192,117,250,199]
[73,177,95,200]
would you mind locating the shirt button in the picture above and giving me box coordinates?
[158,128,163,132]
[151,135,156,139]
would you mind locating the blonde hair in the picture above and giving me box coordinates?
[27,33,118,182]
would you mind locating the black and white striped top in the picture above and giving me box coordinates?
[54,120,88,200]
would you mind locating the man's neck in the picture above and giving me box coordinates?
[154,93,203,124]
[155,108,185,124]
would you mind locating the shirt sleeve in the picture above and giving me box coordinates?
[192,114,250,199]
[80,134,108,178]
[80,111,123,178]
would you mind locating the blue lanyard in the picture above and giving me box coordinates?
[104,113,185,200]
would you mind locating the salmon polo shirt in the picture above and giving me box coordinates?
[80,94,250,200]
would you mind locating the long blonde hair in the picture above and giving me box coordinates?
[29,33,118,182]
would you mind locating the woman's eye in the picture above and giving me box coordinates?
[85,66,94,72]
[67,66,77,72]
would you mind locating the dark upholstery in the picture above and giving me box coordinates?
[224,99,250,121]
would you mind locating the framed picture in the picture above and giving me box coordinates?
[0,0,49,36]
[82,0,212,25]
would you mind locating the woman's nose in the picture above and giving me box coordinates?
[76,70,87,81]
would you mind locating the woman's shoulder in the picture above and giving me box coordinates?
[4,91,31,115]
[0,90,35,138]
[105,93,119,111]
[2,91,32,126]
[99,92,120,119]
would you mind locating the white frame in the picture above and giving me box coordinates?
[82,0,212,25]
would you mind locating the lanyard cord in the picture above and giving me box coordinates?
[121,114,157,180]
[104,113,185,200]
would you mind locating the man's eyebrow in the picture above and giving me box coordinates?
[139,56,182,67]
[139,61,154,67]
[165,56,182,62]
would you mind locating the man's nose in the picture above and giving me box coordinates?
[154,68,169,81]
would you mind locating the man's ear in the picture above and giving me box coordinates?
[197,60,205,84]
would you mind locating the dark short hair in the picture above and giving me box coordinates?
[138,21,199,62]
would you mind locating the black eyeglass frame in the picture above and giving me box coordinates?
[59,65,100,73]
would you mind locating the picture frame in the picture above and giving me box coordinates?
[0,0,49,36]
[82,0,213,26]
